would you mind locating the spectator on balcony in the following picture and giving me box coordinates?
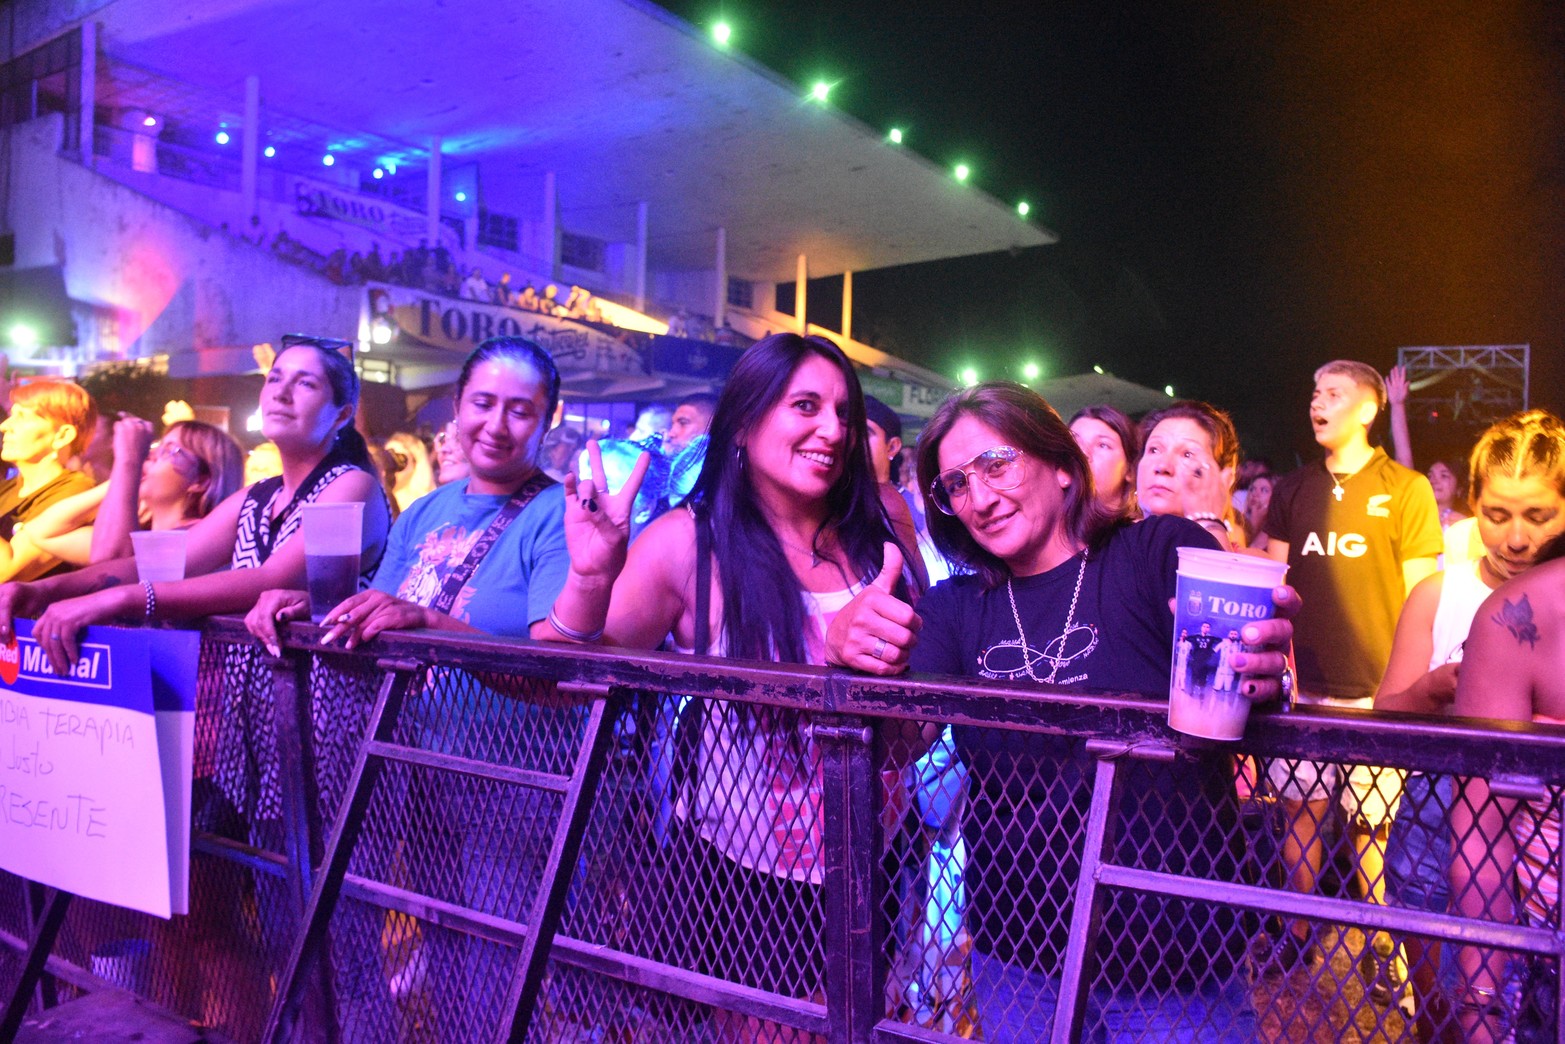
[542,283,563,315]
[363,242,385,283]
[667,308,691,338]
[561,333,923,1016]
[461,266,490,302]
[892,381,1298,1040]
[493,272,514,307]
[563,284,588,317]
[325,246,347,284]
[0,379,98,581]
[0,335,389,676]
[1069,405,1139,519]
[13,416,243,574]
[347,251,366,284]
[517,282,540,311]
[1136,400,1242,549]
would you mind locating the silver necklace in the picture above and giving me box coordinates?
[1006,549,1090,685]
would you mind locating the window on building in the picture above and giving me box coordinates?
[478,209,520,253]
[727,277,753,310]
[561,232,606,272]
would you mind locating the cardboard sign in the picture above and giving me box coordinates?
[0,622,198,919]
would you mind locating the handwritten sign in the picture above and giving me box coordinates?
[0,622,197,919]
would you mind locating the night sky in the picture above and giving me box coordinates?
[659,1,1564,467]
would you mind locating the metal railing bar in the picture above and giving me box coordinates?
[190,831,289,875]
[1097,864,1563,955]
[361,741,572,793]
[332,872,832,1032]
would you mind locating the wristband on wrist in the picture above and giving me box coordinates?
[547,608,604,644]
[141,581,157,622]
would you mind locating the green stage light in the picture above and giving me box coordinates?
[712,21,732,46]
[959,366,979,387]
[811,81,831,103]
[889,128,904,144]
[1022,361,1041,381]
[1017,201,1030,217]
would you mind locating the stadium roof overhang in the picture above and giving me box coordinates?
[77,0,1055,283]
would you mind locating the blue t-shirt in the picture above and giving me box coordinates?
[371,480,568,636]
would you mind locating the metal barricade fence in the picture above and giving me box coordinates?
[1,617,1561,1043]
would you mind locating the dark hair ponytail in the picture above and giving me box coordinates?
[332,424,375,473]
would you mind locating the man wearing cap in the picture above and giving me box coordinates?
[864,395,928,591]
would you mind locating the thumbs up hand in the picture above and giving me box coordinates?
[826,542,922,675]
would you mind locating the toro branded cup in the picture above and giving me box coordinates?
[300,502,363,623]
[129,529,188,583]
[1168,546,1288,741]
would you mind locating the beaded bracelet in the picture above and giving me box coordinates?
[142,580,157,622]
[547,608,604,644]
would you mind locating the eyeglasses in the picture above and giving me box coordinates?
[150,440,206,474]
[929,445,1026,514]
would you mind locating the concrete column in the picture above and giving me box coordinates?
[634,200,649,312]
[542,171,558,280]
[240,75,260,219]
[841,269,853,342]
[795,253,808,334]
[78,21,95,164]
[713,225,727,326]
[426,136,442,250]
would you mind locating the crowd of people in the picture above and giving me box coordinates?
[0,333,1557,1041]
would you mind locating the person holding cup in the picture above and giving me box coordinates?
[884,381,1297,1039]
[0,334,389,674]
[248,336,644,653]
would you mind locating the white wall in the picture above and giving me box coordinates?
[5,115,362,371]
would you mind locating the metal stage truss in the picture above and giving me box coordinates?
[1397,344,1530,426]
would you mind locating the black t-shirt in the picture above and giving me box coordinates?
[910,516,1244,988]
[0,470,94,542]
[1264,449,1441,698]
[1186,631,1221,668]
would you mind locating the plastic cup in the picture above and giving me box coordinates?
[300,502,363,623]
[1168,547,1288,741]
[129,529,187,583]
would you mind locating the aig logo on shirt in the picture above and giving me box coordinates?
[1299,531,1367,557]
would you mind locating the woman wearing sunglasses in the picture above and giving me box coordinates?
[892,381,1297,1040]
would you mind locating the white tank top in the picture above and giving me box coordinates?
[1428,559,1489,669]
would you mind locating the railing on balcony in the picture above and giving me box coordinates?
[1,617,1561,1042]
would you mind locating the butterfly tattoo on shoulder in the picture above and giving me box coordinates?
[1492,594,1540,649]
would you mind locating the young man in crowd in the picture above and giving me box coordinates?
[1262,360,1441,980]
[0,378,98,580]
[662,392,716,457]
[864,395,928,589]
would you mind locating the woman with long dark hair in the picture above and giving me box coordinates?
[1069,404,1139,519]
[562,333,922,1029]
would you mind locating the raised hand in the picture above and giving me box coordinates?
[563,440,650,583]
[1386,365,1409,405]
[112,414,157,464]
[826,542,922,675]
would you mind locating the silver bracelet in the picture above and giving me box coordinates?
[142,581,157,622]
[547,608,603,644]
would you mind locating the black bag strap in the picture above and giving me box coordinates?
[427,472,555,615]
[671,511,713,817]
